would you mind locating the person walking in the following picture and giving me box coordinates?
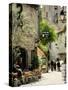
[51,60,54,71]
[57,60,60,71]
[53,61,56,71]
[48,62,50,71]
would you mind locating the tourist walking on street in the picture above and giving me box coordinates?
[48,62,50,71]
[57,58,60,71]
[51,60,54,71]
[53,61,56,71]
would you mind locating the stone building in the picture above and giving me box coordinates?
[56,26,66,61]
[9,3,39,70]
[40,5,66,61]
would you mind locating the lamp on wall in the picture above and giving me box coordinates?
[60,8,66,23]
[42,31,50,39]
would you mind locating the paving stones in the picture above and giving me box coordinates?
[20,71,64,86]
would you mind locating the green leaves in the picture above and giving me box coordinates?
[39,42,48,52]
[40,19,57,45]
[40,19,49,33]
[31,55,39,69]
[39,19,57,53]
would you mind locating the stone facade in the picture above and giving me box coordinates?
[57,28,66,60]
[49,28,66,61]
[9,4,39,68]
[41,5,66,61]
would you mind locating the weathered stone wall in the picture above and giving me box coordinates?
[10,4,39,65]
[49,29,66,61]
[41,5,66,61]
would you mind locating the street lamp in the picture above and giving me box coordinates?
[60,8,66,23]
[42,31,50,40]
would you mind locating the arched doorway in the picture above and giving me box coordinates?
[19,47,28,70]
[13,46,28,70]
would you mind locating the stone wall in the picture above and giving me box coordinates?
[10,4,39,66]
[41,5,66,61]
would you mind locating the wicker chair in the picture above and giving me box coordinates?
[23,71,33,83]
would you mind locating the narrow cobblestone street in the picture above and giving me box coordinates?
[21,71,64,87]
[8,4,66,87]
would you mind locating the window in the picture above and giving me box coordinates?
[54,6,58,10]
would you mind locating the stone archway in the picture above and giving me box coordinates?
[19,47,28,70]
[13,46,28,70]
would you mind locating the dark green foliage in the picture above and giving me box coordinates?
[31,55,39,69]
[40,19,57,45]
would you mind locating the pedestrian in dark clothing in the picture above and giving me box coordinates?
[57,61,60,71]
[54,62,56,71]
[51,61,54,71]
[48,62,50,71]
